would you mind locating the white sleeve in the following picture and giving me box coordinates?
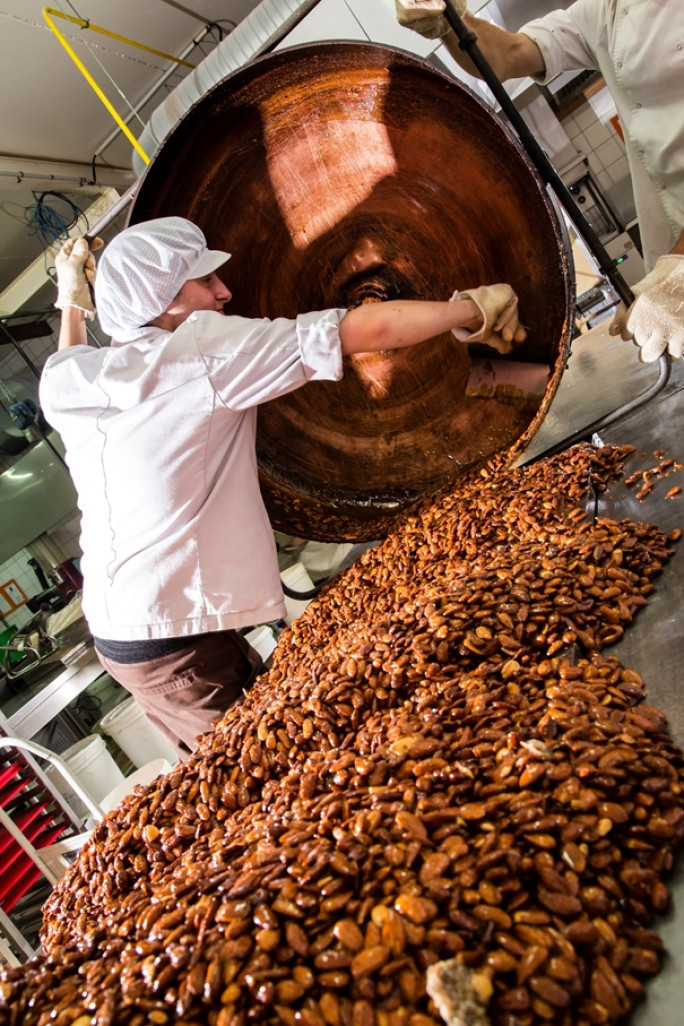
[521,0,601,85]
[191,308,345,410]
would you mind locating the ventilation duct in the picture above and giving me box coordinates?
[132,0,321,175]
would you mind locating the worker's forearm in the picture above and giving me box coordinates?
[58,306,88,349]
[339,298,481,355]
[441,13,546,82]
[672,229,684,256]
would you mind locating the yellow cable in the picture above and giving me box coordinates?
[44,8,197,68]
[42,7,199,166]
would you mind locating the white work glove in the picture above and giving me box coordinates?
[54,236,103,319]
[395,0,467,40]
[450,284,527,354]
[608,254,684,361]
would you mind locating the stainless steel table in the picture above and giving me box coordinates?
[0,647,105,740]
[522,322,684,1026]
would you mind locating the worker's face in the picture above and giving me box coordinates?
[161,272,232,330]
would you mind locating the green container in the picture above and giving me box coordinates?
[0,625,22,667]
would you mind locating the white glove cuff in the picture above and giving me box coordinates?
[55,284,96,320]
[449,289,485,341]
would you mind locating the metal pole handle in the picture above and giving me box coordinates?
[442,0,634,307]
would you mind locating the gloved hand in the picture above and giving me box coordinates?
[450,284,527,353]
[54,236,103,319]
[395,0,467,40]
[608,254,684,361]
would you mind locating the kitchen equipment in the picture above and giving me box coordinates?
[129,41,573,541]
[575,280,621,330]
[1,610,58,681]
[26,535,66,578]
[45,593,89,653]
[0,595,89,681]
[27,559,48,592]
[0,626,20,668]
[25,538,82,601]
[602,232,645,288]
[25,587,63,616]
[49,559,83,601]
[567,171,621,243]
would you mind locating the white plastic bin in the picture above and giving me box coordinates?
[244,625,277,662]
[299,541,354,576]
[47,734,125,817]
[99,759,173,814]
[281,562,316,625]
[99,697,177,769]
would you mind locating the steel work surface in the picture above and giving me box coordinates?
[521,322,684,1026]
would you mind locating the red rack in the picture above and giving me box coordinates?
[0,740,80,961]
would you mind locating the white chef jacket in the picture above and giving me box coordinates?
[39,308,345,641]
[522,0,684,270]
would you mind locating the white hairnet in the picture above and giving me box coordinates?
[95,216,231,342]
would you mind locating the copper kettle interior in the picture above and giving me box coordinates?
[129,41,573,541]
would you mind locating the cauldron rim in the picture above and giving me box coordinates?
[129,39,574,542]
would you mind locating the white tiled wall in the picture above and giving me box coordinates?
[0,551,40,631]
[560,86,631,195]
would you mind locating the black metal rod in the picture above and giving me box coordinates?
[441,3,674,442]
[442,0,634,307]
[0,319,42,379]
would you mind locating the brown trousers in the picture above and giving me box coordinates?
[96,630,265,759]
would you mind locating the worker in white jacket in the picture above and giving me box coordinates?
[396,0,684,363]
[41,217,525,757]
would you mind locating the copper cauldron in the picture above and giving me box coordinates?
[129,41,573,541]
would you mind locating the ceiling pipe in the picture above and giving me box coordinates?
[87,180,139,237]
[0,154,133,189]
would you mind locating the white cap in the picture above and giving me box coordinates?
[95,216,231,342]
